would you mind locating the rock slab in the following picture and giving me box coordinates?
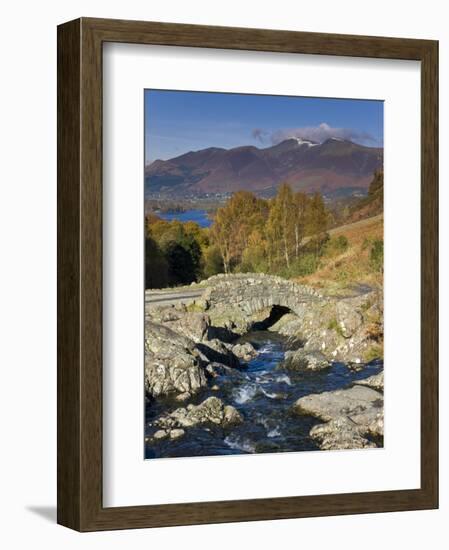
[293,383,384,450]
[149,396,243,441]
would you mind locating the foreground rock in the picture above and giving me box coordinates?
[293,384,384,450]
[147,274,383,368]
[282,349,330,371]
[335,299,363,338]
[354,371,384,392]
[204,362,247,381]
[166,311,211,342]
[309,417,377,450]
[145,321,207,398]
[196,339,240,368]
[148,308,210,341]
[199,340,257,366]
[149,305,236,343]
[272,290,383,365]
[144,318,254,399]
[269,313,304,340]
[149,397,243,440]
[231,342,258,362]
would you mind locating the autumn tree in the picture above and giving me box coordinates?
[293,192,308,260]
[266,183,295,269]
[210,206,233,274]
[203,245,224,277]
[305,192,328,256]
[146,218,206,286]
[145,236,169,288]
[145,213,163,232]
[210,191,268,273]
[241,228,267,272]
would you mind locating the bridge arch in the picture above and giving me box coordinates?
[202,273,324,319]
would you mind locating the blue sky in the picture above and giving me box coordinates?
[144,89,383,163]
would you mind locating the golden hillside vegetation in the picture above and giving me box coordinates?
[297,214,384,295]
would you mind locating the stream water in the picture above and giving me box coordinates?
[144,331,383,459]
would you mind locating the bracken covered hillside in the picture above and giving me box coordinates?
[298,213,384,294]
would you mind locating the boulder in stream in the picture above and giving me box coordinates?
[293,384,384,450]
[354,371,384,392]
[282,349,331,371]
[231,342,258,362]
[144,321,207,398]
[149,396,243,441]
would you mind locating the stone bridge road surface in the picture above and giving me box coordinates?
[146,287,204,307]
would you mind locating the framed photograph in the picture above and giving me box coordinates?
[57,17,438,531]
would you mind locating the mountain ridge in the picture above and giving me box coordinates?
[145,137,383,197]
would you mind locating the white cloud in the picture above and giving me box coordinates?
[255,123,379,146]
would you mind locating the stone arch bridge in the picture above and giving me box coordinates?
[199,273,326,318]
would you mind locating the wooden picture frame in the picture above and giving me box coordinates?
[57,17,438,531]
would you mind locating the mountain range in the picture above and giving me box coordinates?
[145,137,383,198]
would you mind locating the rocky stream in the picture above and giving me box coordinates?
[145,274,384,459]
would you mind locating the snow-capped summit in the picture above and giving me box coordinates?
[146,136,383,196]
[291,137,318,147]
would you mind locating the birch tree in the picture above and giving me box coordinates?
[267,183,295,269]
[293,192,308,259]
[211,191,268,273]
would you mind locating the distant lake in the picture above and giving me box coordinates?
[157,209,212,228]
